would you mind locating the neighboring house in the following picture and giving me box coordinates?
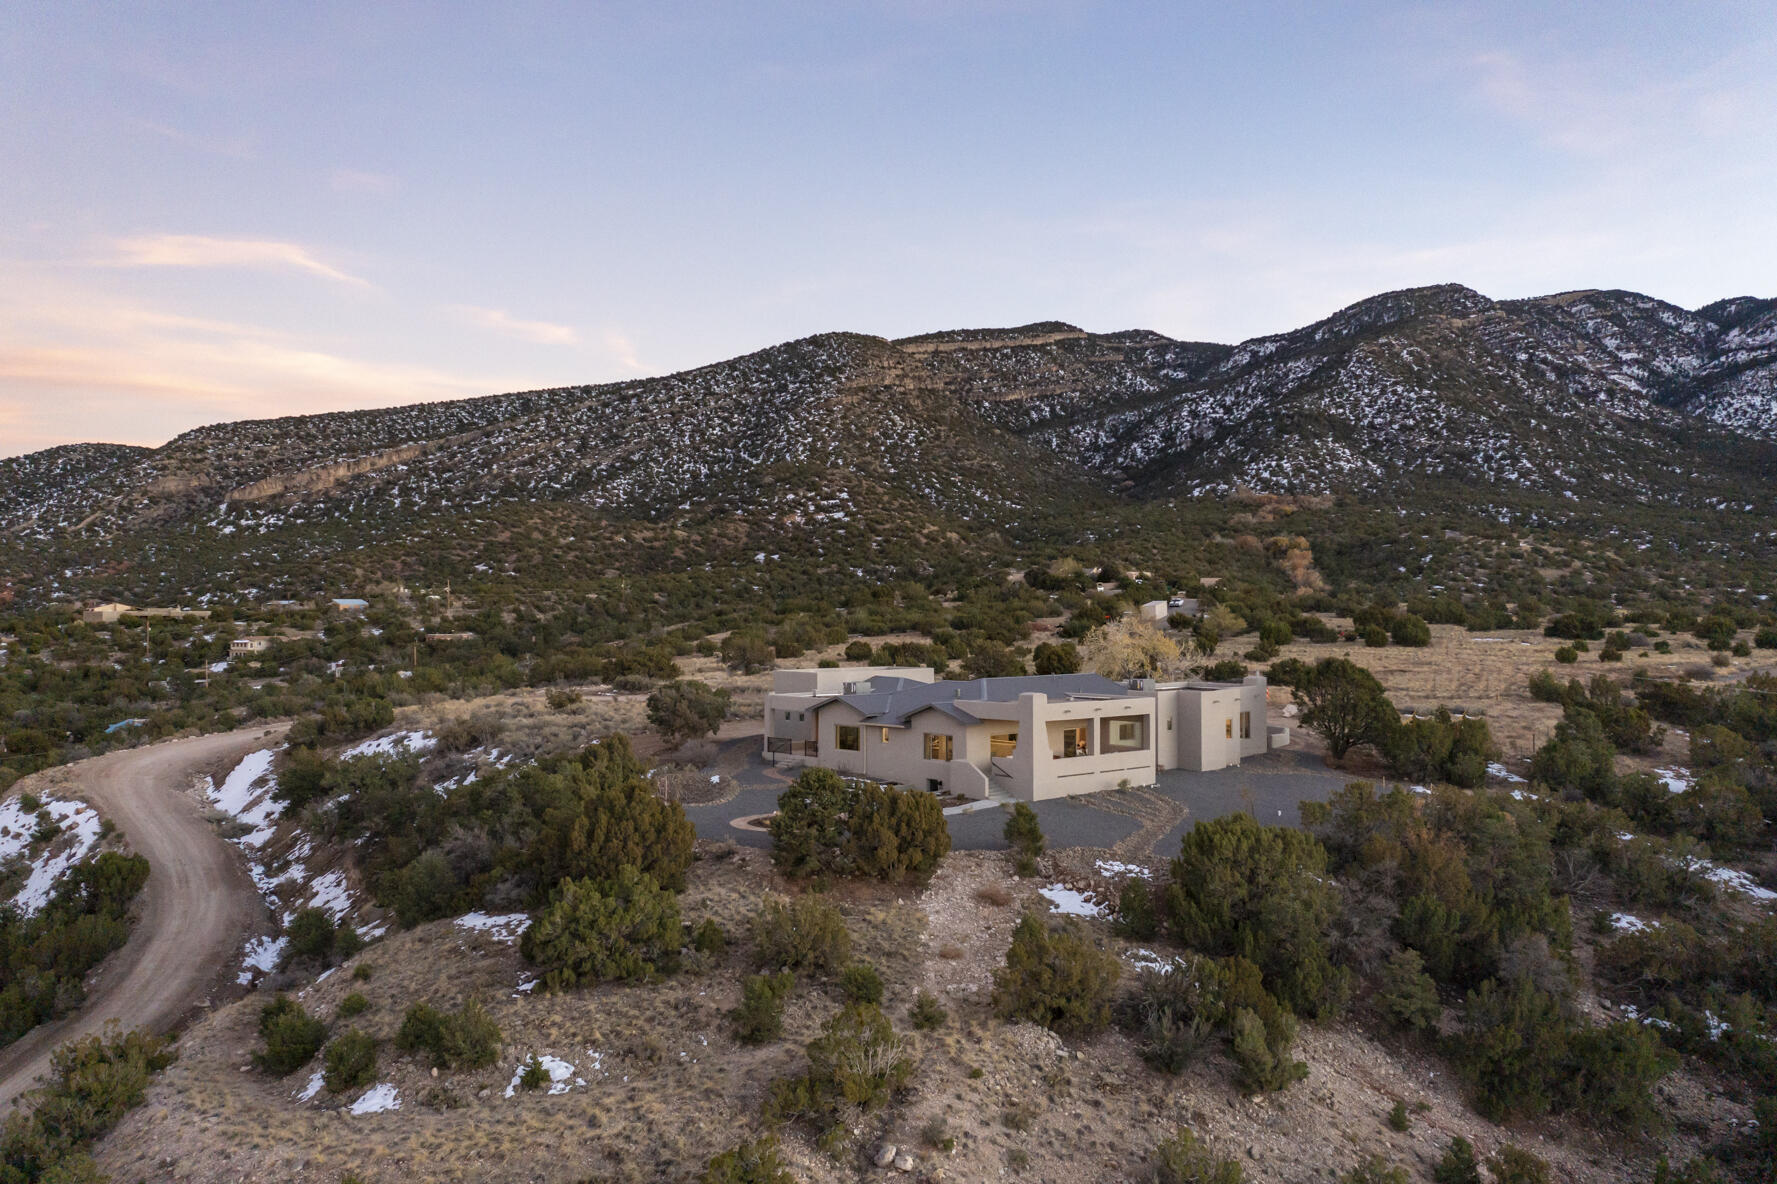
[1138,599,1170,621]
[230,636,271,655]
[763,666,1288,802]
[425,631,476,642]
[82,602,135,623]
[331,598,369,612]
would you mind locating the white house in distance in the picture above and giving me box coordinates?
[229,636,272,655]
[763,666,1288,802]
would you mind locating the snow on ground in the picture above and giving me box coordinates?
[1699,862,1777,903]
[1124,948,1175,975]
[295,1069,325,1102]
[456,912,530,944]
[1610,913,1657,934]
[1487,762,1527,784]
[238,936,289,985]
[206,749,283,846]
[210,747,374,983]
[504,1054,584,1098]
[1655,767,1694,794]
[349,1083,401,1115]
[303,869,354,920]
[339,730,436,760]
[1094,859,1153,879]
[0,795,105,915]
[1039,884,1108,919]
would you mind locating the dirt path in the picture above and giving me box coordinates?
[0,725,281,1110]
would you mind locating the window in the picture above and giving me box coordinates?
[927,779,944,793]
[990,732,1018,758]
[1225,718,1234,739]
[835,725,860,751]
[923,733,953,761]
[1060,725,1089,758]
[879,727,890,743]
[1166,719,1173,731]
[1240,711,1252,740]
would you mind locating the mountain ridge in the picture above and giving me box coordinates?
[4,281,1775,605]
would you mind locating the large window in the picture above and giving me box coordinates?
[1240,711,1252,740]
[1060,725,1089,758]
[835,725,861,751]
[1105,718,1144,750]
[1225,718,1234,739]
[990,732,1018,758]
[923,733,953,761]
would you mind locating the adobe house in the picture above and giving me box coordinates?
[229,636,272,655]
[763,666,1287,802]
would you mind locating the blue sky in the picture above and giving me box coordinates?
[3,1,1773,455]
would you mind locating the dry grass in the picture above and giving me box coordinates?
[974,883,1013,908]
[1261,623,1772,763]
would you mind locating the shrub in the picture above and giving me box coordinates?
[1228,1003,1305,1092]
[1127,960,1217,1075]
[285,907,338,963]
[394,998,502,1069]
[1377,948,1440,1033]
[769,769,949,882]
[1488,1146,1551,1184]
[337,992,368,1019]
[254,995,326,1075]
[803,1003,912,1111]
[1294,658,1394,760]
[1386,1100,1409,1131]
[721,630,774,673]
[1003,802,1045,877]
[520,865,682,990]
[731,972,794,1045]
[517,1053,547,1091]
[323,1029,378,1094]
[992,911,1121,1036]
[544,687,583,711]
[693,918,729,955]
[527,735,697,893]
[844,780,950,880]
[701,1134,797,1184]
[1380,710,1493,788]
[838,962,884,1006]
[647,680,732,745]
[276,746,332,809]
[1341,1157,1408,1184]
[1031,641,1081,675]
[1151,1126,1243,1184]
[1432,1137,1482,1184]
[1163,812,1347,1018]
[843,640,874,662]
[1554,646,1578,664]
[908,990,947,1031]
[751,896,851,975]
[1113,878,1159,940]
[0,1027,172,1184]
[1389,615,1431,647]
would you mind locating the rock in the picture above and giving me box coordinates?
[430,1067,439,1078]
[893,1153,915,1171]
[1248,1144,1259,1160]
[874,1144,897,1168]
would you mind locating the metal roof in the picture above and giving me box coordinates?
[827,672,1135,728]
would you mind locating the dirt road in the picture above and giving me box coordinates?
[0,726,281,1110]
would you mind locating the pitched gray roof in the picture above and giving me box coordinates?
[832,673,1134,727]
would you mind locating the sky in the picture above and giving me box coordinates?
[3,1,1774,457]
